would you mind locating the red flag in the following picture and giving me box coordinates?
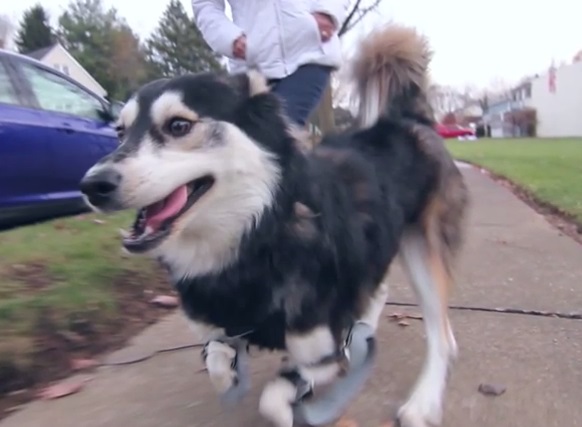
[548,62,557,93]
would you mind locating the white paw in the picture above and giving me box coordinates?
[258,378,296,427]
[397,393,443,427]
[204,341,238,394]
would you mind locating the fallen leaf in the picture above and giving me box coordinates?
[70,358,99,371]
[7,389,27,397]
[93,219,106,225]
[57,330,86,346]
[397,320,410,327]
[38,379,90,400]
[334,417,359,427]
[150,295,180,308]
[478,383,506,396]
[5,404,26,414]
[388,312,423,321]
[405,313,423,320]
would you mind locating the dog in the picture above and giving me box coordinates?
[80,24,468,427]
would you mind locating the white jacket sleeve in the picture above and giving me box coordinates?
[191,0,244,58]
[311,0,352,29]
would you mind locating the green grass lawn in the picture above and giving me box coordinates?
[446,138,582,222]
[0,212,169,389]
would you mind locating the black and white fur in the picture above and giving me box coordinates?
[80,25,468,427]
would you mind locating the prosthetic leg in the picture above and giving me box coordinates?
[259,282,388,427]
[293,321,377,426]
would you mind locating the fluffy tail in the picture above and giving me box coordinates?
[352,24,434,127]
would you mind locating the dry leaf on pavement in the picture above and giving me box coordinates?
[478,383,507,396]
[150,295,180,308]
[388,312,423,321]
[334,417,359,427]
[38,378,91,400]
[70,358,100,371]
[405,313,423,320]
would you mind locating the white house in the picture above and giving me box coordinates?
[528,60,582,138]
[26,43,107,97]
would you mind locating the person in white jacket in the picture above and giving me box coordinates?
[192,0,350,126]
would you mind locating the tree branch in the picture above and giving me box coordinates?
[338,0,363,37]
[339,0,382,36]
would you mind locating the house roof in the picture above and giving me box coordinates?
[25,44,57,60]
[23,42,107,96]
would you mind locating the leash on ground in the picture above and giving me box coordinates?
[386,301,582,320]
[95,301,580,369]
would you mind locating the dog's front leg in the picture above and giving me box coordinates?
[202,340,239,394]
[188,320,250,403]
[259,326,340,427]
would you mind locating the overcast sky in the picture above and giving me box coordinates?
[3,0,579,89]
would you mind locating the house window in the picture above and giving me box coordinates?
[52,64,69,75]
[0,62,21,106]
[21,62,103,120]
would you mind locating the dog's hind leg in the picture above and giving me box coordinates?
[396,226,458,427]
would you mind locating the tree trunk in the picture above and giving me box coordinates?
[315,82,335,134]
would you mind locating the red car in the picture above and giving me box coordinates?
[435,123,475,139]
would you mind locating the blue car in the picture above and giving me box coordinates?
[0,49,121,227]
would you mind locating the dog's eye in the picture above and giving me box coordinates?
[115,125,125,140]
[166,118,193,137]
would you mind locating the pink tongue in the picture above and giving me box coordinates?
[145,186,188,230]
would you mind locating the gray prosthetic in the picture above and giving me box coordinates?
[293,321,377,426]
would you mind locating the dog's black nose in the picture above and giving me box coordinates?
[80,168,122,201]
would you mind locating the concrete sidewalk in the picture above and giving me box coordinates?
[2,166,582,427]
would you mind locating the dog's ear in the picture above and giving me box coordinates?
[228,70,270,98]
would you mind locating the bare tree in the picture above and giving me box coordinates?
[0,15,14,49]
[331,73,351,108]
[428,84,467,120]
[471,78,513,118]
[311,0,382,135]
[338,0,382,37]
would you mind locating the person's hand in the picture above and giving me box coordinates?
[233,34,247,59]
[312,12,336,42]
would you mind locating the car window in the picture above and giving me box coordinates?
[20,62,104,120]
[0,61,21,106]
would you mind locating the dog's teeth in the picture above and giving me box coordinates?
[119,228,130,238]
[144,226,154,235]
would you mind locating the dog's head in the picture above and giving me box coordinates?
[80,71,283,278]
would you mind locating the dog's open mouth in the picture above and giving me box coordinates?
[122,175,215,253]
